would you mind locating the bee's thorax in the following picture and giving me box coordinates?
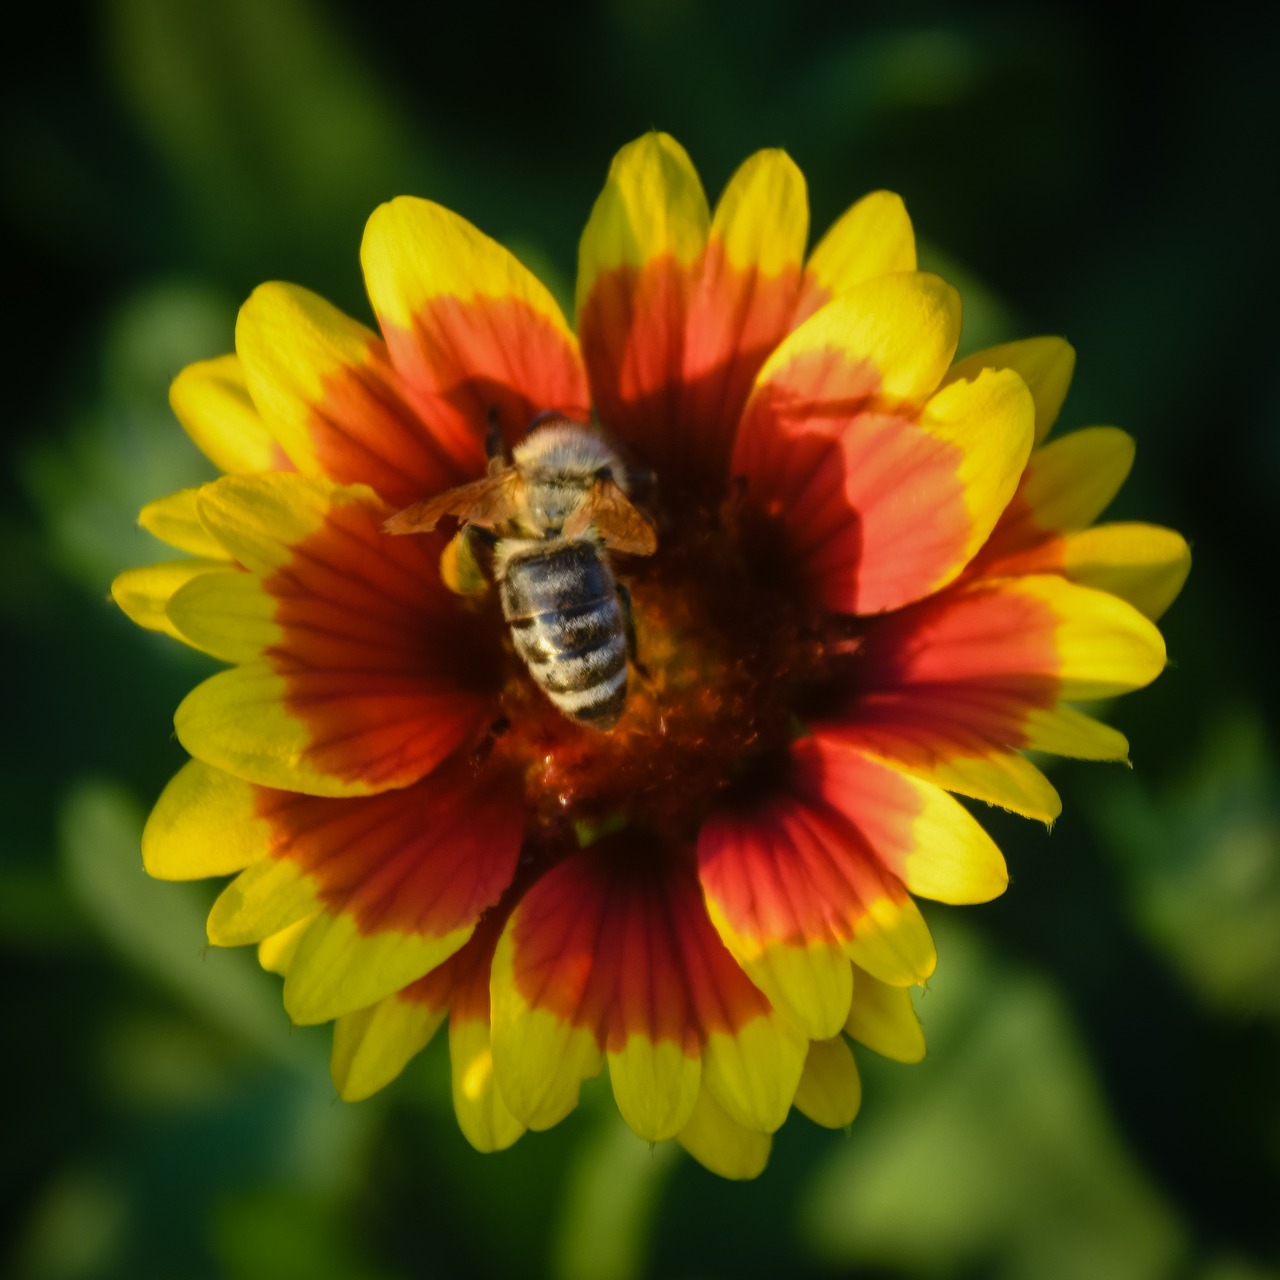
[518,476,595,538]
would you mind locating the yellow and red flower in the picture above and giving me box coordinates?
[113,134,1187,1178]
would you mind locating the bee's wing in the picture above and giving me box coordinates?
[382,470,524,536]
[564,477,657,555]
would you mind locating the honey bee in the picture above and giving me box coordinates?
[383,415,657,730]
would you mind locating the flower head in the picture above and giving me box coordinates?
[113,134,1188,1178]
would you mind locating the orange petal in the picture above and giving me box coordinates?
[577,133,710,484]
[979,522,1191,622]
[491,838,803,1140]
[577,133,710,300]
[260,756,523,939]
[861,571,1166,700]
[734,277,1032,613]
[237,282,478,507]
[672,149,808,488]
[825,700,1065,823]
[200,755,522,1028]
[699,788,937,1037]
[971,426,1135,577]
[181,474,500,797]
[820,574,1167,820]
[792,737,1009,905]
[362,197,588,478]
[297,762,521,1011]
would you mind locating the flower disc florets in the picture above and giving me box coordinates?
[113,132,1189,1179]
[491,493,836,845]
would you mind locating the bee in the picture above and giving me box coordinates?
[383,415,657,731]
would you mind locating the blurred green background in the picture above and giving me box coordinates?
[3,2,1277,1277]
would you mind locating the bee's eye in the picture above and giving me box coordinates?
[594,467,612,481]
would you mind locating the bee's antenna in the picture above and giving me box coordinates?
[623,465,657,496]
[484,407,506,462]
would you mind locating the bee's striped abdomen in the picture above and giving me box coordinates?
[499,540,629,730]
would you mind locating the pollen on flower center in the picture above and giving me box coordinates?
[489,501,840,845]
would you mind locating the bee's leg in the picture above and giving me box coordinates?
[464,524,499,553]
[617,582,649,680]
[470,714,511,770]
[441,523,498,596]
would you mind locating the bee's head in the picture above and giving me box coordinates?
[514,418,622,484]
[515,418,625,535]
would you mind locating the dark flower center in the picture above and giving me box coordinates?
[487,498,853,846]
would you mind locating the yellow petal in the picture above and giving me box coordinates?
[362,195,576,338]
[439,527,489,596]
[141,759,270,881]
[702,902,854,1041]
[284,910,472,1026]
[1058,523,1192,621]
[805,190,917,296]
[174,662,382,799]
[166,571,280,664]
[450,1015,526,1152]
[235,283,378,475]
[870,761,1010,906]
[332,993,447,1102]
[575,131,710,318]
[1023,574,1168,700]
[676,1087,772,1180]
[793,1037,862,1129]
[944,336,1076,444]
[607,1035,701,1142]
[138,489,228,558]
[195,471,341,575]
[755,271,960,406]
[488,923,605,1131]
[1022,704,1130,762]
[111,558,236,645]
[207,856,321,946]
[170,353,281,474]
[257,916,315,975]
[1018,427,1136,532]
[915,366,1036,582]
[843,894,937,989]
[711,148,808,276]
[845,966,926,1063]
[886,748,1062,825]
[700,1011,807,1135]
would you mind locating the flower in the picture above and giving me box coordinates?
[112,133,1188,1179]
